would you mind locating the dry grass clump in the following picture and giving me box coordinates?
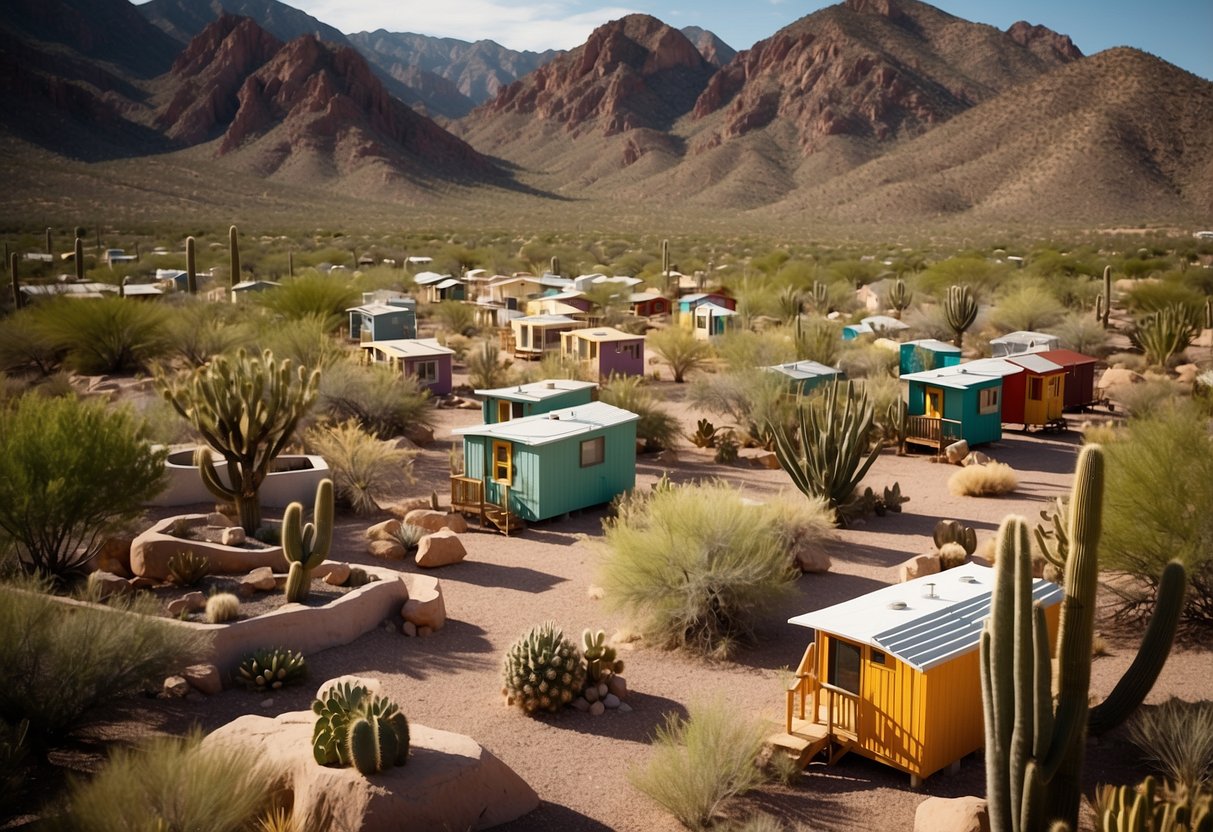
[305,420,416,514]
[205,593,241,624]
[1127,698,1213,791]
[948,462,1018,497]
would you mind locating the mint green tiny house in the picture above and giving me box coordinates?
[452,401,638,522]
[901,359,1024,451]
[476,379,598,424]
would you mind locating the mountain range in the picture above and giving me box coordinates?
[0,0,1209,229]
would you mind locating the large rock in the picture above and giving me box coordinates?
[914,796,989,832]
[899,554,941,583]
[87,571,132,600]
[183,663,223,696]
[203,707,537,831]
[130,515,286,580]
[415,529,467,569]
[404,510,467,534]
[368,540,408,561]
[365,519,401,542]
[945,439,970,465]
[401,574,446,630]
[89,536,133,577]
[1098,367,1144,403]
[793,544,831,574]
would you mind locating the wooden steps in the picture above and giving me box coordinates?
[767,718,857,771]
[483,505,526,536]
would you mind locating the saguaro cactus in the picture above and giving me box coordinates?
[661,239,670,276]
[944,284,978,349]
[1101,265,1112,329]
[887,278,912,319]
[74,236,84,282]
[10,252,21,309]
[44,227,52,254]
[288,250,294,278]
[809,280,829,312]
[185,236,197,295]
[981,445,1187,832]
[229,224,240,288]
[282,478,333,603]
[156,349,320,534]
[550,255,560,276]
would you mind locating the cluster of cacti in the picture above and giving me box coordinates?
[1132,303,1201,368]
[769,380,882,527]
[1095,777,1211,832]
[883,396,908,454]
[156,349,320,534]
[886,278,912,318]
[581,629,623,684]
[981,445,1187,832]
[282,478,333,603]
[778,285,803,321]
[943,284,978,348]
[229,224,240,288]
[237,647,307,691]
[934,519,977,555]
[688,418,719,448]
[205,593,241,623]
[185,236,197,295]
[312,681,410,775]
[502,622,586,714]
[853,482,909,519]
[809,280,829,312]
[166,550,210,587]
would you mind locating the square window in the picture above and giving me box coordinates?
[580,436,605,467]
[415,360,437,384]
[979,387,1000,415]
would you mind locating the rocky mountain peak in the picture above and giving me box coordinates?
[1006,21,1084,62]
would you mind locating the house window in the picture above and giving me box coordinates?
[415,360,438,384]
[871,649,887,666]
[696,315,708,330]
[580,436,605,467]
[492,441,512,483]
[827,639,861,695]
[979,387,1000,415]
[1028,377,1043,401]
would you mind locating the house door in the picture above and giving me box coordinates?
[1025,376,1044,425]
[825,637,861,735]
[1046,375,1063,420]
[925,387,944,419]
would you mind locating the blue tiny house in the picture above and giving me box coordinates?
[452,401,638,522]
[347,302,418,342]
[899,339,963,375]
[765,360,844,394]
[476,379,598,424]
[901,359,1024,452]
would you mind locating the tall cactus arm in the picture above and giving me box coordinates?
[1088,559,1187,735]
[1009,519,1037,832]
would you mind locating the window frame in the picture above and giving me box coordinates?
[978,386,1001,415]
[580,436,605,468]
[414,359,438,384]
[491,440,512,484]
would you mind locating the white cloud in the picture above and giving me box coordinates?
[294,0,642,51]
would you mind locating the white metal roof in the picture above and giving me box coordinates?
[363,338,453,359]
[347,302,413,316]
[902,339,961,354]
[861,315,910,331]
[765,360,842,381]
[121,283,163,296]
[629,290,664,302]
[694,302,737,316]
[413,271,448,284]
[474,379,598,402]
[512,314,578,326]
[1006,353,1064,375]
[566,327,642,343]
[989,331,1060,357]
[435,278,462,290]
[453,401,637,446]
[901,358,1024,389]
[789,562,1063,671]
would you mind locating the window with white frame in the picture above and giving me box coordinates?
[414,360,438,384]
[580,436,605,467]
[979,386,1000,415]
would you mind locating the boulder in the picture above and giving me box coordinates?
[87,571,132,600]
[130,515,286,580]
[90,536,133,577]
[244,566,277,592]
[207,512,233,527]
[415,529,467,569]
[752,452,781,470]
[220,527,246,546]
[589,701,605,716]
[321,562,351,586]
[793,542,831,574]
[401,574,446,631]
[914,796,989,832]
[203,708,538,832]
[899,554,941,583]
[183,664,222,696]
[962,451,991,467]
[129,576,158,590]
[404,510,468,534]
[368,540,408,561]
[607,675,628,700]
[162,676,190,698]
[386,497,436,519]
[1098,367,1144,403]
[365,518,402,542]
[945,439,970,465]
[1175,363,1199,386]
[404,423,434,446]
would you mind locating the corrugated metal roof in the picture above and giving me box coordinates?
[364,338,453,359]
[789,563,1063,671]
[903,339,961,354]
[901,358,1023,389]
[765,360,842,381]
[347,302,410,315]
[694,302,737,315]
[861,315,909,331]
[435,278,462,290]
[453,401,637,446]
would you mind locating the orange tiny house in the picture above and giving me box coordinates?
[778,563,1062,785]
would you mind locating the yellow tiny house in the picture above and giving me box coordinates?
[781,563,1062,784]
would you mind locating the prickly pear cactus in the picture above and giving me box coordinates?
[582,629,624,684]
[502,622,586,714]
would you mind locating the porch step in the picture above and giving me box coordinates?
[483,506,526,536]
[768,721,831,770]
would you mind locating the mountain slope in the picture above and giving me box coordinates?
[680,26,736,68]
[139,0,348,47]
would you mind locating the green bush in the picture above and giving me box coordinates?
[599,375,679,452]
[688,370,791,447]
[0,309,62,376]
[947,462,1018,497]
[0,575,205,738]
[466,340,510,390]
[32,297,170,374]
[1123,279,1204,315]
[163,300,255,367]
[629,697,768,831]
[648,327,713,383]
[0,394,166,578]
[989,284,1066,333]
[1127,698,1213,791]
[1048,312,1108,356]
[432,301,478,337]
[305,420,416,514]
[255,314,351,371]
[45,730,272,832]
[600,482,800,657]
[1102,405,1213,625]
[255,274,359,329]
[317,363,433,440]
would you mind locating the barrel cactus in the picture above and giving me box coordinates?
[502,622,585,714]
[582,629,623,684]
[312,680,410,775]
[934,518,977,555]
[237,647,307,691]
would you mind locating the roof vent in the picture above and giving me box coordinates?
[959,575,979,584]
[887,600,908,610]
[549,413,559,420]
[546,381,556,389]
[923,582,937,599]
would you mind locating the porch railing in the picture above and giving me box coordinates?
[450,476,484,520]
[905,416,963,453]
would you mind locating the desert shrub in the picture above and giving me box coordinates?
[166,550,210,587]
[835,340,898,379]
[441,333,471,361]
[1123,279,1204,315]
[466,340,510,390]
[517,351,596,383]
[432,301,478,336]
[915,256,1007,299]
[206,593,240,623]
[0,309,62,376]
[392,523,425,551]
[600,375,679,452]
[32,297,170,374]
[317,363,432,439]
[901,303,954,342]
[1113,377,1184,418]
[255,274,358,329]
[648,327,713,383]
[688,370,791,447]
[0,394,166,579]
[600,482,799,656]
[1102,405,1213,625]
[988,284,1066,333]
[255,313,350,371]
[305,420,416,514]
[948,462,1018,497]
[629,697,768,831]
[715,329,794,371]
[45,730,272,832]
[1105,351,1148,372]
[0,574,205,738]
[1048,312,1108,356]
[793,316,842,366]
[163,300,255,367]
[1126,699,1213,791]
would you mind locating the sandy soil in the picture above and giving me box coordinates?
[74,368,1213,832]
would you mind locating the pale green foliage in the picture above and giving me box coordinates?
[255,314,351,371]
[836,340,898,379]
[1114,377,1185,418]
[600,374,679,451]
[714,329,794,372]
[32,297,170,374]
[948,462,1018,497]
[1131,303,1201,367]
[432,301,478,337]
[317,362,432,439]
[1102,403,1213,624]
[1127,699,1213,791]
[0,394,166,578]
[629,697,768,831]
[518,351,596,383]
[47,730,272,832]
[466,340,510,390]
[0,308,61,376]
[255,274,359,329]
[794,316,842,365]
[989,284,1066,333]
[305,420,415,514]
[601,482,800,656]
[163,299,255,367]
[688,370,792,447]
[916,257,1007,299]
[648,327,713,383]
[0,574,205,737]
[1048,312,1108,356]
[205,593,240,623]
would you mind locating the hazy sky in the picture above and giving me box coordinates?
[286,0,1212,80]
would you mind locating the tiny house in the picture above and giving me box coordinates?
[413,272,465,302]
[1035,349,1099,410]
[347,302,418,342]
[561,327,645,378]
[677,291,736,320]
[360,338,454,396]
[476,379,598,424]
[451,401,638,523]
[690,302,738,340]
[901,359,1024,451]
[899,339,962,375]
[630,290,670,317]
[765,360,843,394]
[230,279,280,303]
[511,314,580,359]
[1002,353,1067,429]
[843,315,910,341]
[780,563,1062,784]
[526,293,591,318]
[989,330,1060,358]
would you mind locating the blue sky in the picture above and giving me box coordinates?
[291,0,1212,79]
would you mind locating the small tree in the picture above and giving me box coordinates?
[156,349,319,534]
[648,327,713,383]
[0,394,166,579]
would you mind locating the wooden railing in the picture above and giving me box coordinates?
[450,476,484,519]
[785,643,818,733]
[905,416,963,452]
[819,681,860,739]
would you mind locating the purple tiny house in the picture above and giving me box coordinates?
[561,327,645,378]
[361,338,455,396]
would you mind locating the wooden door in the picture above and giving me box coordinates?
[925,387,944,419]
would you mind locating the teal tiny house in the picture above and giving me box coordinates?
[347,302,418,342]
[765,360,843,394]
[476,379,598,424]
[899,339,962,375]
[901,359,1024,452]
[451,401,638,523]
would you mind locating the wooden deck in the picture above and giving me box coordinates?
[450,475,526,536]
[769,644,859,770]
[904,415,963,455]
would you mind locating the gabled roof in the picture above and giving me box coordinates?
[901,358,1024,389]
[860,315,910,332]
[413,271,450,285]
[512,314,578,326]
[475,379,598,402]
[363,338,453,360]
[629,290,665,303]
[693,302,737,316]
[1034,348,1097,368]
[789,562,1063,672]
[453,401,637,447]
[765,360,842,381]
[121,283,163,296]
[232,280,280,291]
[434,278,462,290]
